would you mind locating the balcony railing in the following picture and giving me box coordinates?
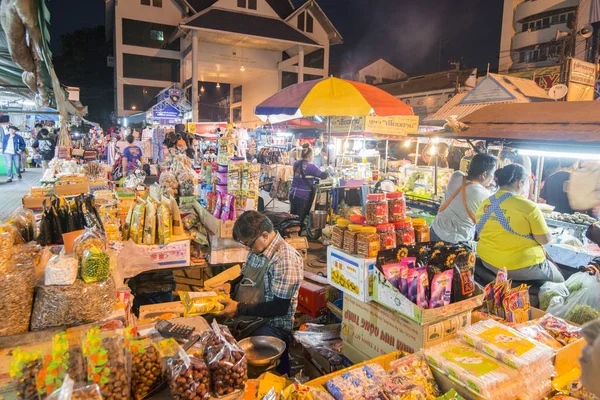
[515,0,579,23]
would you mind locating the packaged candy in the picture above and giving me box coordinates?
[386,354,440,399]
[430,270,453,309]
[461,320,554,371]
[515,323,562,350]
[325,363,388,400]
[502,284,531,324]
[435,389,465,400]
[406,267,421,304]
[213,192,223,219]
[416,268,429,309]
[452,264,475,303]
[382,263,402,289]
[537,314,581,346]
[425,340,519,400]
[399,257,415,296]
[282,384,335,400]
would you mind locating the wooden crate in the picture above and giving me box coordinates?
[197,202,235,238]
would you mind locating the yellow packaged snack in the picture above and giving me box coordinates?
[179,291,228,316]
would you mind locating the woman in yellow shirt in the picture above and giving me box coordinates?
[476,164,564,282]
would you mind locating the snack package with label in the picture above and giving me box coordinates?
[461,320,554,371]
[503,284,531,323]
[537,314,582,346]
[435,389,465,400]
[430,269,453,309]
[282,384,336,400]
[425,340,520,400]
[179,291,228,317]
[386,353,440,399]
[325,363,388,400]
[515,323,563,350]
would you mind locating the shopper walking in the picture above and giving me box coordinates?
[431,153,497,244]
[476,164,564,283]
[121,134,143,175]
[289,144,329,231]
[2,125,25,182]
[540,159,576,214]
[32,128,56,172]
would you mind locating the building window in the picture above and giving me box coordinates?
[232,86,242,103]
[519,52,526,63]
[150,30,164,41]
[560,14,566,23]
[535,20,541,30]
[248,0,257,10]
[298,12,305,31]
[551,15,559,25]
[122,19,179,50]
[141,0,150,5]
[153,0,162,6]
[306,13,314,33]
[232,106,242,123]
[123,54,180,82]
[522,23,528,32]
[237,0,246,7]
[542,18,550,28]
[123,85,163,111]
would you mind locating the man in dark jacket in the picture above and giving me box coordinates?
[32,128,56,171]
[2,125,26,182]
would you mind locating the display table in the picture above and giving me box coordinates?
[544,243,596,270]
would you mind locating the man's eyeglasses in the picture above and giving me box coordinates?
[238,235,259,249]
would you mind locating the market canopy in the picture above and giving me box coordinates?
[255,77,413,123]
[449,101,600,152]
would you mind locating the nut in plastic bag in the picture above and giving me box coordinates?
[129,336,165,400]
[168,346,210,400]
[206,320,248,397]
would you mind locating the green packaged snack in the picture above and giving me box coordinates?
[81,247,110,284]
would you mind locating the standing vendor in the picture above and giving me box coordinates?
[476,164,564,282]
[431,153,497,243]
[289,144,329,231]
[218,211,303,374]
[540,159,575,214]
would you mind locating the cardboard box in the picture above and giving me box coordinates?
[341,295,471,359]
[373,268,484,324]
[22,195,53,210]
[298,280,330,318]
[327,246,375,302]
[54,181,89,196]
[198,203,234,238]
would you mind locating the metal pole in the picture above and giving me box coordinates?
[434,149,438,198]
[385,139,388,173]
[534,155,545,203]
[191,30,199,122]
[327,117,331,166]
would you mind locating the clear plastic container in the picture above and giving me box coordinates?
[413,218,430,243]
[332,219,350,249]
[394,217,415,245]
[386,192,406,223]
[376,223,396,251]
[366,194,388,225]
[343,224,363,254]
[356,227,380,258]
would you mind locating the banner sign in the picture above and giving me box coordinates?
[329,115,420,138]
[568,59,597,101]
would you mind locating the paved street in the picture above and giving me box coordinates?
[0,167,43,220]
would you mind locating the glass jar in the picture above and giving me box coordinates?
[377,223,397,251]
[356,227,380,258]
[386,192,406,223]
[413,218,430,243]
[332,218,350,249]
[366,194,388,225]
[394,217,415,245]
[343,224,363,254]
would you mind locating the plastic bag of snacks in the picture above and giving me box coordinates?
[0,257,35,337]
[44,254,78,286]
[159,171,179,197]
[386,353,440,399]
[546,272,600,325]
[539,281,570,311]
[81,246,111,283]
[325,363,389,400]
[129,336,165,399]
[460,320,554,371]
[157,200,172,245]
[168,346,210,400]
[179,291,227,317]
[30,278,116,330]
[82,328,131,400]
[0,223,15,272]
[47,374,103,400]
[282,384,335,400]
[122,200,135,241]
[515,323,562,350]
[9,347,43,400]
[8,207,36,243]
[205,320,248,397]
[73,228,106,260]
[536,314,581,346]
[144,199,157,245]
[129,199,146,244]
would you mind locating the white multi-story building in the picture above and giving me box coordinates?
[499,0,593,73]
[105,0,342,126]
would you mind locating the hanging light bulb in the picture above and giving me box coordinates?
[216,82,221,88]
[201,86,205,92]
[240,65,245,71]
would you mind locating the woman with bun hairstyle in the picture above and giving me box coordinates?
[475,164,564,282]
[289,144,329,231]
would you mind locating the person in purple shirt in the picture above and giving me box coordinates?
[289,144,329,230]
[121,135,143,175]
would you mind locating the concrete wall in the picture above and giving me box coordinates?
[358,59,407,84]
[239,70,279,126]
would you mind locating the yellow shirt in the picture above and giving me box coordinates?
[476,190,549,270]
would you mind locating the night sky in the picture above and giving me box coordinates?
[48,0,503,76]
